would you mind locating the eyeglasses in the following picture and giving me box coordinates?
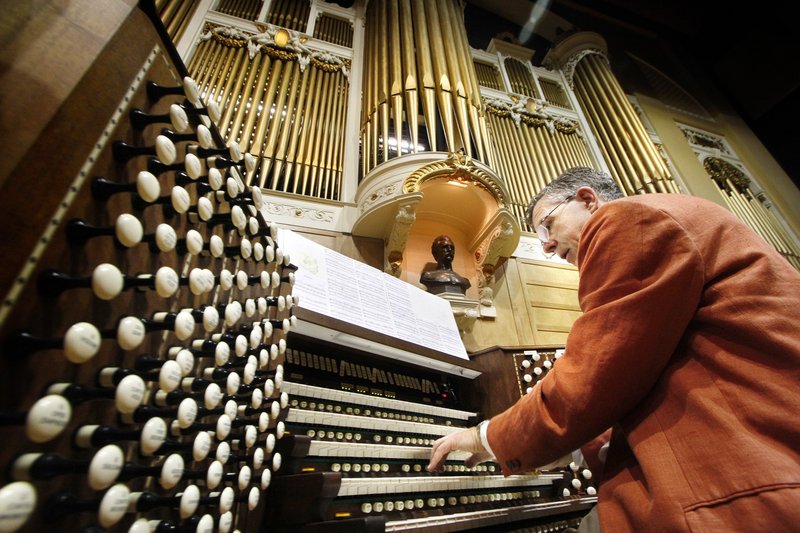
[535,195,574,245]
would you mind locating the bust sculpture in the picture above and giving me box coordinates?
[420,235,471,296]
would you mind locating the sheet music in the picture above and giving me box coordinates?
[278,229,468,360]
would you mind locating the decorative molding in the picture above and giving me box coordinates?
[560,48,608,90]
[677,124,730,154]
[702,156,751,194]
[402,151,508,207]
[484,96,580,135]
[200,22,350,76]
[262,201,335,223]
[360,182,399,214]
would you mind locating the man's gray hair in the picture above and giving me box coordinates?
[525,166,624,228]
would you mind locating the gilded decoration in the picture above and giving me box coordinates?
[201,23,350,76]
[558,48,608,90]
[263,201,334,223]
[484,97,579,135]
[402,152,507,207]
[703,157,751,194]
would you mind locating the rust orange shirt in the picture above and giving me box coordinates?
[487,194,800,531]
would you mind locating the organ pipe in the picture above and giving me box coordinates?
[569,51,679,196]
[186,25,350,201]
[361,0,493,175]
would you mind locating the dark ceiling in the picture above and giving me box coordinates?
[463,0,800,189]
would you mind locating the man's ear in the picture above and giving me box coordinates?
[576,186,602,213]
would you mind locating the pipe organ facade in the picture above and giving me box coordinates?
[1,1,799,532]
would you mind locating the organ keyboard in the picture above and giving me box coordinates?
[0,2,595,531]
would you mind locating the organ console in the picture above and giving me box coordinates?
[0,2,595,531]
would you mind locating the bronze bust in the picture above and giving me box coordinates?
[420,235,471,296]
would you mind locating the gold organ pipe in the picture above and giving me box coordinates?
[159,0,182,34]
[378,0,390,162]
[495,119,523,204]
[436,0,470,156]
[361,4,375,174]
[208,46,238,108]
[575,133,593,168]
[290,65,321,193]
[511,122,538,198]
[228,53,269,151]
[273,0,287,28]
[290,0,306,31]
[302,69,330,195]
[217,48,250,137]
[187,40,213,82]
[262,59,296,162]
[322,71,342,195]
[216,48,246,118]
[400,0,419,153]
[193,42,223,97]
[315,72,338,197]
[274,70,305,190]
[497,119,527,204]
[552,131,573,173]
[574,68,633,189]
[513,122,537,193]
[202,45,230,105]
[591,55,672,183]
[412,0,437,151]
[205,45,235,104]
[578,61,651,193]
[268,62,304,189]
[741,190,789,252]
[251,58,285,156]
[389,0,404,158]
[520,124,546,192]
[487,116,516,201]
[539,126,566,177]
[574,74,638,194]
[584,58,658,192]
[448,0,484,127]
[320,75,339,196]
[570,132,588,167]
[754,197,799,255]
[236,54,272,152]
[530,124,558,187]
[326,74,347,197]
[559,129,578,168]
[423,1,455,152]
[312,70,336,196]
[723,188,765,245]
[588,56,660,183]
[166,1,194,45]
[331,76,348,199]
[569,132,591,167]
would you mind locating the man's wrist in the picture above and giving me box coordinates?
[477,420,495,458]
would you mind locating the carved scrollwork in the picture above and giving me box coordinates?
[703,156,751,194]
[200,23,349,76]
[402,152,507,207]
[262,202,334,223]
[484,97,580,136]
[560,48,608,89]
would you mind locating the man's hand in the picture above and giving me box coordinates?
[427,425,493,472]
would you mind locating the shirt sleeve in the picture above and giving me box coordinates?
[486,200,705,475]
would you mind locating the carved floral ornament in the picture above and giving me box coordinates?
[200,23,350,75]
[559,48,608,90]
[402,152,508,208]
[484,97,579,135]
[703,156,751,193]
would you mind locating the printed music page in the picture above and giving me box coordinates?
[278,229,468,359]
